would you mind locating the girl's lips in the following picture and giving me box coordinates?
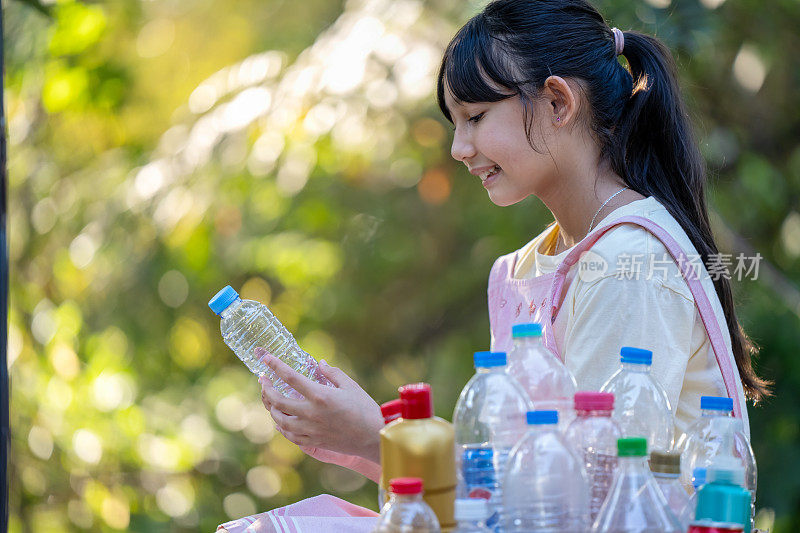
[482,168,502,188]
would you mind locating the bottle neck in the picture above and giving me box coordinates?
[621,361,651,374]
[652,471,681,480]
[389,492,423,505]
[476,366,506,374]
[513,335,543,349]
[701,408,733,418]
[575,408,613,418]
[220,297,243,319]
[618,455,650,473]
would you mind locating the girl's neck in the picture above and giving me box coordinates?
[540,160,644,254]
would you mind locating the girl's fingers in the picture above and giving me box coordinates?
[263,384,306,416]
[269,407,303,435]
[259,352,323,400]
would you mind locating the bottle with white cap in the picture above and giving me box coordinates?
[453,499,492,532]
[208,285,331,397]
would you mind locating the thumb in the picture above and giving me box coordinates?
[318,359,352,388]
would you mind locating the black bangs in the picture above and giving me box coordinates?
[436,16,520,123]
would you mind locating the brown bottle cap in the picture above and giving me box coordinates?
[650,450,681,474]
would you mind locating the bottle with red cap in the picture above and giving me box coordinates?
[381,399,404,425]
[374,477,441,533]
[380,383,457,531]
[564,391,622,522]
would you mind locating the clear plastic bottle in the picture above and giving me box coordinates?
[679,468,707,531]
[374,478,441,533]
[453,499,492,532]
[208,285,331,397]
[599,347,673,451]
[452,352,531,529]
[506,323,578,427]
[592,437,681,532]
[502,410,590,532]
[676,396,756,526]
[564,392,621,522]
[650,450,690,520]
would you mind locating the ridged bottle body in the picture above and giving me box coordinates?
[502,426,590,532]
[220,298,331,397]
[564,409,621,522]
[452,367,530,529]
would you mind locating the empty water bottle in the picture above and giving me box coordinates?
[453,499,492,532]
[453,352,531,529]
[374,478,441,533]
[600,347,673,451]
[650,450,690,519]
[208,285,331,397]
[676,397,756,507]
[507,323,577,427]
[592,437,681,532]
[679,468,706,531]
[676,399,756,531]
[564,392,621,522]
[502,410,590,532]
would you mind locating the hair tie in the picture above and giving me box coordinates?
[611,27,624,56]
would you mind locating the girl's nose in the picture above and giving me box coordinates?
[450,129,476,162]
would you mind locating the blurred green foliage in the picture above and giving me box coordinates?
[5,0,799,531]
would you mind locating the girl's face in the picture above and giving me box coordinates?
[444,86,558,207]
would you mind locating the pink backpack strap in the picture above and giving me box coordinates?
[547,215,743,419]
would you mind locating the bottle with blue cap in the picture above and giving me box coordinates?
[689,418,752,533]
[507,323,577,427]
[452,351,531,530]
[208,285,331,397]
[592,437,681,532]
[599,347,673,451]
[676,399,756,529]
[502,410,589,531]
[679,468,707,531]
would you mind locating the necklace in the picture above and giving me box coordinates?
[553,185,630,255]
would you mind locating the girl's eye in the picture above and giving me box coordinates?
[468,112,485,123]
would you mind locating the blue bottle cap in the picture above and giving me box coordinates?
[620,347,653,365]
[526,410,558,425]
[473,351,507,368]
[511,323,542,338]
[693,467,707,489]
[700,396,734,412]
[209,285,240,315]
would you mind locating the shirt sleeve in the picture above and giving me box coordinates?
[562,273,697,414]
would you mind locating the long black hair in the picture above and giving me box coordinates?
[436,0,771,402]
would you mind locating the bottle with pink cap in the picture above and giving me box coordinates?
[564,391,622,522]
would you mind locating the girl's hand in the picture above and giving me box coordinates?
[258,352,384,464]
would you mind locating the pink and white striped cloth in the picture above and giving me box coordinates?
[217,494,379,533]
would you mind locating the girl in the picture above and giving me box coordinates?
[229,0,769,529]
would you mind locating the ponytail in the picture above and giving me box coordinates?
[612,31,771,402]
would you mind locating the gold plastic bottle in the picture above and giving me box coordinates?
[379,383,456,531]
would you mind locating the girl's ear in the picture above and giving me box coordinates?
[542,75,580,127]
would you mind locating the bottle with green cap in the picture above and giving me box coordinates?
[208,285,332,397]
[592,437,681,532]
[649,450,689,520]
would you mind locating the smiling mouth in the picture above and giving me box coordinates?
[480,165,501,182]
